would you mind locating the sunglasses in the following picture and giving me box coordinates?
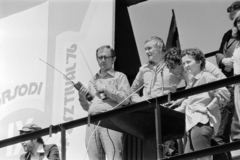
[227,3,240,13]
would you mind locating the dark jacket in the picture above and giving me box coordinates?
[215,29,234,77]
[20,144,60,160]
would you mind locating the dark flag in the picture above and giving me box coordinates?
[166,9,181,50]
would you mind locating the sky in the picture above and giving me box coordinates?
[128,0,232,65]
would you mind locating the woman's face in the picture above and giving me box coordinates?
[182,55,201,76]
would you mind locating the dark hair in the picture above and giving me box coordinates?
[145,36,166,52]
[164,47,182,69]
[181,48,206,70]
[96,45,115,57]
[233,13,240,40]
[37,137,44,145]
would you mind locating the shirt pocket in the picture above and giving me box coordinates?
[143,71,153,86]
[105,79,118,90]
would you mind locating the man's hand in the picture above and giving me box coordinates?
[224,66,233,72]
[168,98,185,109]
[78,86,88,101]
[222,58,233,68]
[94,81,105,93]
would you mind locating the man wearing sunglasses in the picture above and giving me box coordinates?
[78,45,131,160]
[215,1,240,160]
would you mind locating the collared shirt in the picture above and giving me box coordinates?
[185,71,230,134]
[131,62,181,103]
[87,68,130,115]
[37,144,47,160]
[181,61,226,88]
[20,144,60,160]
[25,144,46,160]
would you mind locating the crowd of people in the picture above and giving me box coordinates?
[18,1,240,160]
[77,1,240,160]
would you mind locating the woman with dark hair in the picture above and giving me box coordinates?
[175,48,230,160]
[232,11,240,121]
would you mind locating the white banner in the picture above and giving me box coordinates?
[0,0,114,159]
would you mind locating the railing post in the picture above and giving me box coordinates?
[61,130,66,160]
[155,98,163,160]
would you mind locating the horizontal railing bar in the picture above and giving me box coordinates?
[0,74,240,149]
[163,140,240,160]
[205,50,218,58]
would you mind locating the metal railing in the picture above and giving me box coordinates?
[205,50,218,58]
[163,140,240,160]
[1,72,240,159]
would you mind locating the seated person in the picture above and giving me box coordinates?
[19,123,60,160]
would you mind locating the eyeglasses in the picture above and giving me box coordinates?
[97,56,112,60]
[227,3,240,13]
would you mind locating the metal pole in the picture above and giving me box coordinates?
[1,75,240,149]
[155,98,163,160]
[61,130,66,160]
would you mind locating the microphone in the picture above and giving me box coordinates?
[74,81,93,101]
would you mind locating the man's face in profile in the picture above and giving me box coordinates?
[20,131,36,153]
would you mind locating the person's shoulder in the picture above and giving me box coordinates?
[114,71,127,77]
[141,63,148,67]
[20,152,29,160]
[224,29,232,36]
[44,144,59,151]
[202,71,213,76]
[222,29,232,39]
[201,71,216,80]
[44,144,60,160]
[20,153,26,160]
[205,61,217,69]
[139,63,150,71]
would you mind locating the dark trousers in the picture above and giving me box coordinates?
[212,86,240,160]
[185,123,213,160]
